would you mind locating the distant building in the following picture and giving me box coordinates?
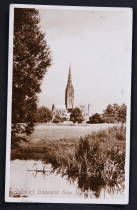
[78,104,91,121]
[65,65,74,110]
[52,104,70,120]
[51,65,75,121]
[51,65,91,123]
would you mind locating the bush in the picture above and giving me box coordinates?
[52,115,64,123]
[88,113,104,124]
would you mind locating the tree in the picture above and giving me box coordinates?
[103,103,127,123]
[70,108,84,123]
[36,107,53,123]
[88,113,104,124]
[118,104,127,123]
[12,8,51,136]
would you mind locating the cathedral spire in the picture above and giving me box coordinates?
[68,64,72,83]
[65,65,74,110]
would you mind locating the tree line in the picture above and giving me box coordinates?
[35,103,126,124]
[88,104,126,124]
[35,106,84,124]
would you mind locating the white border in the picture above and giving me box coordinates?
[5,4,133,204]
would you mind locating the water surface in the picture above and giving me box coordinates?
[10,160,125,200]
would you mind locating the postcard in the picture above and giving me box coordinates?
[5,4,132,204]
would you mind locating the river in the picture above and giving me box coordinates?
[10,160,125,201]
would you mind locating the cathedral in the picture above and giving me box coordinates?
[51,65,74,122]
[52,65,90,122]
[65,65,74,110]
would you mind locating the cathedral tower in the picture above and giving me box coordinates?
[65,65,74,110]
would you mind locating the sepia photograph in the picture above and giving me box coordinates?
[5,4,132,204]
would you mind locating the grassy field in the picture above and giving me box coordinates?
[11,124,125,160]
[29,123,115,142]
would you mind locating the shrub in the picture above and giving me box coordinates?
[88,113,104,124]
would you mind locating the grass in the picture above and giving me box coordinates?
[11,125,126,197]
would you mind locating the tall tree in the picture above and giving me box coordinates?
[36,107,53,123]
[70,108,84,124]
[12,8,51,135]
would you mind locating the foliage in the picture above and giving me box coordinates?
[46,126,125,197]
[88,113,104,124]
[12,8,51,136]
[103,103,127,123]
[88,104,127,124]
[70,107,84,123]
[35,106,53,123]
[52,109,68,123]
[52,114,65,123]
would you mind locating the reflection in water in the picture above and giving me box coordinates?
[39,137,125,199]
[28,162,53,177]
[27,159,124,199]
[10,160,124,199]
[25,136,125,199]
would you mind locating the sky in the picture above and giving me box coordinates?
[38,7,132,114]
